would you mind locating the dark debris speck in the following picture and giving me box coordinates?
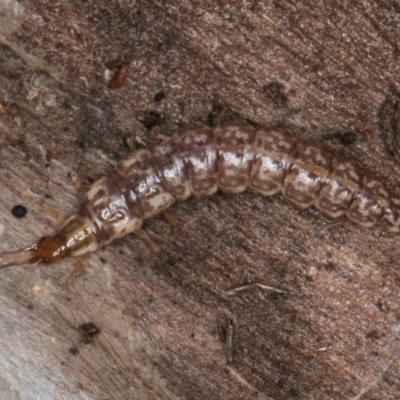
[11,205,27,218]
[68,347,79,356]
[264,82,288,108]
[154,92,165,102]
[339,131,357,146]
[137,111,166,129]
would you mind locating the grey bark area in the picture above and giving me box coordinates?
[1,1,400,399]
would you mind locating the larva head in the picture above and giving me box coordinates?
[34,236,67,264]
[0,236,67,268]
[0,216,98,268]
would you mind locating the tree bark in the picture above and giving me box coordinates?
[0,1,400,399]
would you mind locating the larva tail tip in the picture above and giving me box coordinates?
[0,236,66,268]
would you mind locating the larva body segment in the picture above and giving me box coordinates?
[213,120,256,193]
[250,127,296,197]
[2,119,400,268]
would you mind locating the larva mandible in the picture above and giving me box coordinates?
[0,119,399,268]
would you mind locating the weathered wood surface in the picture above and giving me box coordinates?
[1,1,400,399]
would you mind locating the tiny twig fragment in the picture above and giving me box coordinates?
[227,282,290,296]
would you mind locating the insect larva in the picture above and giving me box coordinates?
[0,119,399,268]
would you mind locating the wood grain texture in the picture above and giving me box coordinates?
[1,1,400,399]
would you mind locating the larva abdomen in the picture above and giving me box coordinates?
[82,119,400,245]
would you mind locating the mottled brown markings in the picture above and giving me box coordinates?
[76,119,400,254]
[173,123,218,196]
[378,87,400,156]
[2,120,400,268]
[282,142,332,209]
[250,128,296,196]
[215,121,257,193]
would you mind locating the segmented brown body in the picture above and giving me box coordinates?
[78,119,400,251]
[1,120,400,267]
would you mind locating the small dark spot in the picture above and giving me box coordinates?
[264,82,288,108]
[154,92,165,102]
[137,111,166,129]
[79,322,100,336]
[383,374,395,386]
[366,330,380,340]
[375,300,384,311]
[165,257,176,267]
[323,262,335,272]
[46,147,53,163]
[207,103,224,125]
[27,304,34,310]
[11,205,27,218]
[276,379,285,389]
[148,297,153,304]
[99,257,107,263]
[79,322,100,344]
[63,100,73,109]
[68,347,79,356]
[339,132,357,146]
[288,388,299,398]
[67,172,72,179]
[190,333,195,338]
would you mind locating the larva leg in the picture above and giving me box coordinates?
[133,228,168,258]
[161,211,181,233]
[119,130,137,151]
[24,191,66,224]
[62,256,86,290]
[79,163,101,183]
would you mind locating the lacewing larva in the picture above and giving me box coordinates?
[0,119,399,269]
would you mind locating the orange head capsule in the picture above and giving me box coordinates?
[0,216,99,268]
[0,236,66,268]
[33,236,67,264]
